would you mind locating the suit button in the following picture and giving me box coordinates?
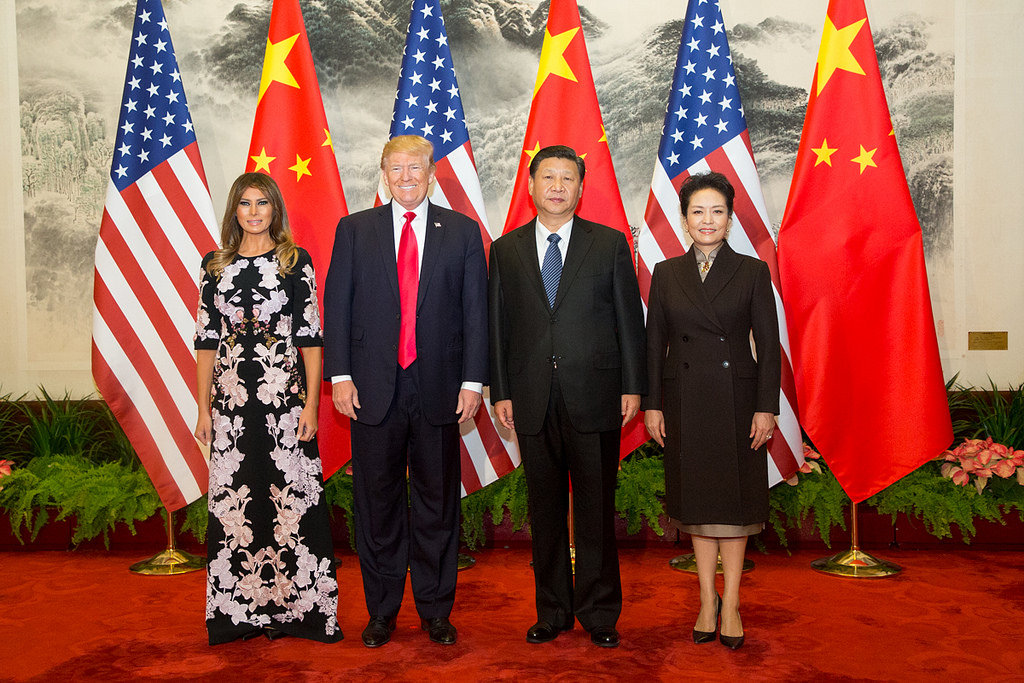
[719,336,726,342]
[682,335,689,342]
[682,362,689,370]
[550,317,558,324]
[392,344,397,351]
[396,314,401,320]
[722,361,730,369]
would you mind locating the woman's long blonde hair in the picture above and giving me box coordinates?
[205,172,298,277]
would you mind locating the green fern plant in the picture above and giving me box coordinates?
[767,451,850,548]
[460,466,529,550]
[615,442,666,536]
[0,454,161,546]
[323,470,355,549]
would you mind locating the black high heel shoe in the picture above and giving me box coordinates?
[719,608,744,650]
[719,631,745,650]
[692,593,721,644]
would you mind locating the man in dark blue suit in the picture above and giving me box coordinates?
[323,135,488,647]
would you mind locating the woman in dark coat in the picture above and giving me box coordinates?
[643,172,780,650]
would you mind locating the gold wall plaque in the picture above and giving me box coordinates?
[967,331,1008,351]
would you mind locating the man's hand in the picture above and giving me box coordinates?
[456,389,483,424]
[332,380,360,420]
[621,394,641,427]
[494,399,514,431]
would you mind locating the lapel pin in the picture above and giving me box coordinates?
[434,221,442,228]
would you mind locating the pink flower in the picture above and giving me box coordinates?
[0,459,12,478]
[802,443,821,460]
[975,449,993,466]
[990,442,1010,457]
[1017,467,1024,486]
[992,459,1017,478]
[941,462,970,486]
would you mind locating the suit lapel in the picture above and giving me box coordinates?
[673,248,723,330]
[552,218,594,311]
[377,204,400,304]
[512,221,550,308]
[417,203,444,310]
[702,241,741,302]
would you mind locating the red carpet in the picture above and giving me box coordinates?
[2,546,1022,682]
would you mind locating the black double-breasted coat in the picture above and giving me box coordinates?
[642,242,780,526]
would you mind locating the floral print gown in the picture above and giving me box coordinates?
[195,247,342,645]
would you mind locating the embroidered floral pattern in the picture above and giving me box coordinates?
[195,249,338,643]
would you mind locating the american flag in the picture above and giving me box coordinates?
[92,0,218,511]
[637,0,802,485]
[380,0,519,496]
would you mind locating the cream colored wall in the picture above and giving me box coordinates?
[0,0,1020,398]
[0,1,35,397]
[953,0,1024,386]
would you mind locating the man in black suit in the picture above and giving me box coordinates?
[488,145,646,648]
[323,135,488,647]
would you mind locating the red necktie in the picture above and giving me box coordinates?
[397,211,418,368]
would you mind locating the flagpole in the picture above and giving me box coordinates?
[810,501,900,578]
[129,508,205,575]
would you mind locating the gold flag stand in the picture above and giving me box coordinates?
[129,508,205,575]
[810,502,901,578]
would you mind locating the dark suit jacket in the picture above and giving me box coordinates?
[642,241,780,525]
[323,201,488,426]
[488,217,647,436]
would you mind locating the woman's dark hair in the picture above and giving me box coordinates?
[678,171,735,217]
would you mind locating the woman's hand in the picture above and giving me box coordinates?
[298,402,319,441]
[194,412,213,447]
[749,411,776,450]
[645,409,666,448]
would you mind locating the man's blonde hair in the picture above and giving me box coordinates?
[380,135,436,170]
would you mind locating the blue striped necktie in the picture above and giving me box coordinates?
[541,233,562,308]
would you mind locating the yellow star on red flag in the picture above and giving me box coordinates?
[250,147,276,173]
[812,138,838,167]
[534,27,579,96]
[258,33,300,103]
[815,17,865,95]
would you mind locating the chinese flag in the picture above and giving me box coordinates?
[246,0,351,479]
[777,0,952,502]
[503,0,645,458]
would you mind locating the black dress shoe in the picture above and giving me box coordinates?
[421,617,457,645]
[240,627,263,641]
[526,621,572,644]
[361,616,397,648]
[693,593,722,644]
[264,627,288,641]
[589,625,620,648]
[720,632,745,650]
